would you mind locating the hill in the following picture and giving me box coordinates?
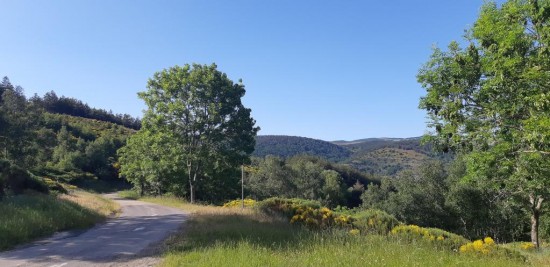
[253,135,352,162]
[336,137,446,176]
[254,135,451,176]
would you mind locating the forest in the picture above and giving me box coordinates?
[0,76,135,197]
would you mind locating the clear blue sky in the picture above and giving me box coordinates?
[1,1,491,141]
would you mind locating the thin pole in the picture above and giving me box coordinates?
[241,164,244,209]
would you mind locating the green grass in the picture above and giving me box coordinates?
[146,197,529,267]
[502,242,550,266]
[0,191,119,250]
[118,189,141,200]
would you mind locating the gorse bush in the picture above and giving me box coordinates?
[223,199,257,208]
[459,237,524,261]
[390,225,469,250]
[460,237,495,254]
[289,206,353,229]
[258,198,353,229]
[258,197,322,218]
[351,209,401,235]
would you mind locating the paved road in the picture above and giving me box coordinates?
[0,194,188,267]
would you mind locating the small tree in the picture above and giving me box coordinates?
[418,0,550,247]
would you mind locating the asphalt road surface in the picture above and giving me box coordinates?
[0,194,188,267]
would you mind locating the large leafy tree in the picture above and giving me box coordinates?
[130,64,259,203]
[418,0,550,247]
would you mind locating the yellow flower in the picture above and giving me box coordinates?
[437,236,445,241]
[520,242,535,250]
[472,240,484,250]
[483,237,495,246]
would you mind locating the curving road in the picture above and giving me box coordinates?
[0,194,188,267]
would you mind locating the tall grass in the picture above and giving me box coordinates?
[140,197,529,267]
[0,191,119,250]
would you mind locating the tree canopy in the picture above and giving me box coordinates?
[119,63,259,203]
[418,0,550,247]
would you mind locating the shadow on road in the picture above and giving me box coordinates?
[0,213,186,266]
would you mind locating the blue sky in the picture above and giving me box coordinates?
[1,1,490,141]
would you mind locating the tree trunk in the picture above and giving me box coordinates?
[529,194,543,249]
[531,211,540,248]
[188,165,195,204]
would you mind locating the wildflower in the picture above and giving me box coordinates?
[483,237,495,246]
[472,240,484,250]
[437,236,445,241]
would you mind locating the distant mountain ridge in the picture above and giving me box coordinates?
[254,135,449,176]
[332,137,422,146]
[254,135,352,162]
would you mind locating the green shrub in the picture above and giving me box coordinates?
[0,160,49,198]
[351,209,401,234]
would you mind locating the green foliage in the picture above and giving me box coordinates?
[254,135,352,162]
[361,159,529,242]
[123,63,259,203]
[351,209,401,235]
[0,159,49,198]
[361,161,450,229]
[0,76,134,193]
[118,130,182,196]
[417,0,550,246]
[246,155,377,208]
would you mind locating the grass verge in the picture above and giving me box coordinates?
[140,196,530,267]
[0,191,119,251]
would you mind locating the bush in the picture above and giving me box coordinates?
[460,237,525,261]
[390,224,469,250]
[352,209,401,234]
[258,197,322,218]
[223,199,256,208]
[258,197,353,229]
[0,160,49,198]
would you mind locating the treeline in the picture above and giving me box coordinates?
[254,135,352,162]
[246,155,380,208]
[360,159,548,243]
[29,91,141,130]
[0,76,133,195]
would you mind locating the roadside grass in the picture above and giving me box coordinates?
[118,189,140,200]
[140,196,529,267]
[0,191,119,251]
[502,242,550,266]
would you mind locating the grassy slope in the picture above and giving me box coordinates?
[0,191,119,251]
[138,196,531,267]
